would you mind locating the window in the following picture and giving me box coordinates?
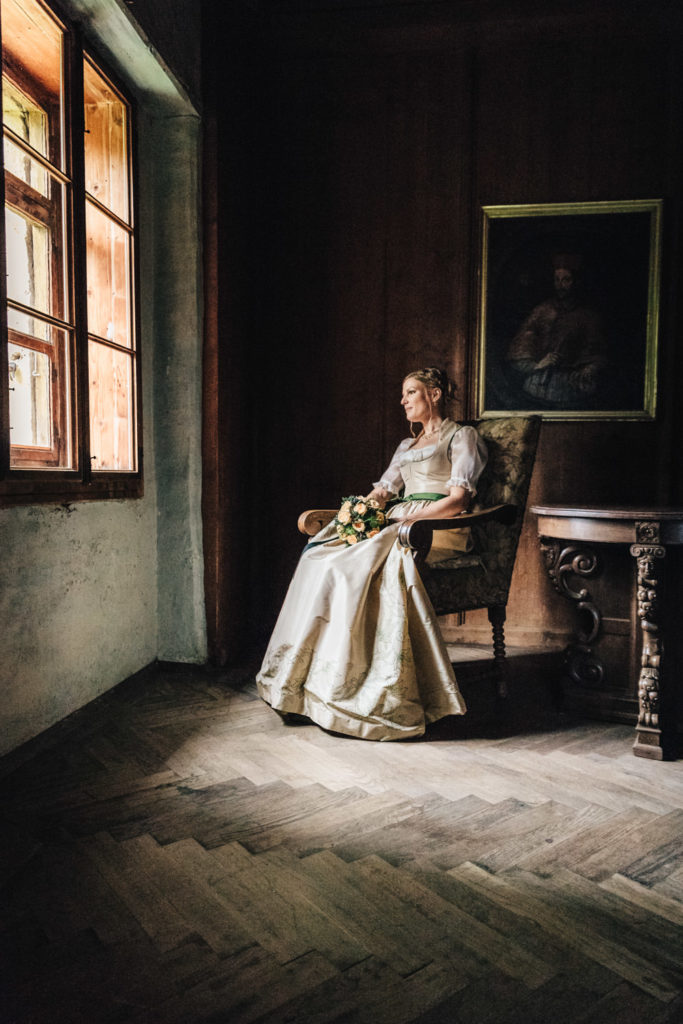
[1,0,140,501]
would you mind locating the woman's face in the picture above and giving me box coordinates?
[401,377,438,424]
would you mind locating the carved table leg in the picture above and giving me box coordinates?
[630,522,668,759]
[540,538,604,688]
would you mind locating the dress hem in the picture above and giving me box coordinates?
[257,679,466,742]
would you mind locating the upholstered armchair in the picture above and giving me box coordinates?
[298,416,541,695]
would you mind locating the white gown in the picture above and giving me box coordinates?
[256,420,488,741]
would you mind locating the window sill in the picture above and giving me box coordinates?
[0,474,144,506]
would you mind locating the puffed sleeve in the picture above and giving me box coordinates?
[372,437,413,495]
[448,426,488,495]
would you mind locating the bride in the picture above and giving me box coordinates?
[256,367,488,740]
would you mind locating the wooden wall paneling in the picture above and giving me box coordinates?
[202,7,265,664]
[382,51,474,437]
[316,61,391,499]
[253,57,391,635]
[251,60,336,636]
[450,12,682,656]
[658,27,683,506]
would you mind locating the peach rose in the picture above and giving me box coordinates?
[353,520,366,532]
[367,528,380,538]
[346,533,358,544]
[353,502,367,516]
[337,508,351,524]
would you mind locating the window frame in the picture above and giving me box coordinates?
[0,0,143,505]
[5,168,71,469]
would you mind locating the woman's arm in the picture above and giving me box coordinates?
[367,437,412,506]
[399,485,470,523]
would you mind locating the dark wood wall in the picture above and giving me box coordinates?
[203,0,683,657]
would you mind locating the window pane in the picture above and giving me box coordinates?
[9,341,51,447]
[1,0,64,170]
[8,322,72,468]
[3,78,48,193]
[5,203,50,313]
[89,340,135,471]
[83,60,129,223]
[86,201,132,347]
[7,304,48,340]
[5,163,67,320]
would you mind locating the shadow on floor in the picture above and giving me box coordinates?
[425,647,573,742]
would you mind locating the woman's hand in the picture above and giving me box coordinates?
[365,487,391,509]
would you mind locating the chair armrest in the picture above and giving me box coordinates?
[299,502,517,543]
[397,503,518,559]
[298,509,337,536]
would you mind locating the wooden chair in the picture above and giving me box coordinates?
[298,416,541,696]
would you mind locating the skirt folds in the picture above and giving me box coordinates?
[256,517,466,741]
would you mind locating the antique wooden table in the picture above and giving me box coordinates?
[531,505,683,760]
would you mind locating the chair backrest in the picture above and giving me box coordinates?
[472,413,541,565]
[425,415,540,615]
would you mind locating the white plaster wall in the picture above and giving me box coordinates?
[0,0,206,756]
[0,500,158,753]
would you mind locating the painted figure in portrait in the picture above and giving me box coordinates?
[506,252,607,408]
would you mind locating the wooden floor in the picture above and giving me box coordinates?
[2,656,683,1024]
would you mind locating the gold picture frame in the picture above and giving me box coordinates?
[476,199,662,420]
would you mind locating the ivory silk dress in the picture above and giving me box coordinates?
[256,419,488,741]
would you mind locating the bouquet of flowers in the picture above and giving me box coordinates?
[334,496,387,545]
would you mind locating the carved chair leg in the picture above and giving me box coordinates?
[488,604,508,698]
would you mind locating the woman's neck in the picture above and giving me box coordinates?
[421,417,443,440]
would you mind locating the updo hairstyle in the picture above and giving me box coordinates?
[403,366,456,414]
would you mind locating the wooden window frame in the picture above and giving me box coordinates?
[0,0,143,505]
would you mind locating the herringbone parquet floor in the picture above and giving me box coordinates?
[2,657,683,1024]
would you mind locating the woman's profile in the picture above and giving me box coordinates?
[256,367,488,741]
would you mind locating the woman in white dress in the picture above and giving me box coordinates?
[256,367,488,740]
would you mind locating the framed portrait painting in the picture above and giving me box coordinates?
[476,199,662,420]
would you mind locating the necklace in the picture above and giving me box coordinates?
[422,421,442,440]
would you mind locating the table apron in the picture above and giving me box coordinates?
[537,516,683,545]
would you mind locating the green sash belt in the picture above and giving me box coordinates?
[388,492,447,506]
